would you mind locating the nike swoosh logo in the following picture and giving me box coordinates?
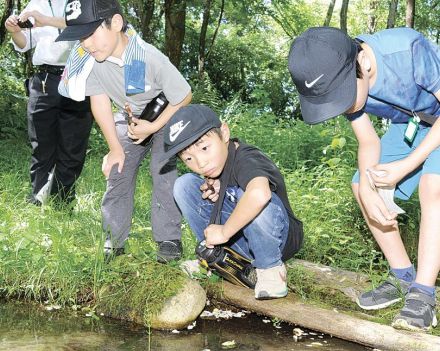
[305,74,324,88]
[169,121,191,142]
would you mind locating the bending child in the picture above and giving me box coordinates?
[162,104,303,299]
[56,0,191,262]
[288,27,440,331]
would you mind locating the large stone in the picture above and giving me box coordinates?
[151,278,206,330]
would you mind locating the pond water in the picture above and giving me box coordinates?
[0,301,371,351]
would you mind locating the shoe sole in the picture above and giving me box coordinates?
[356,296,402,310]
[391,314,438,332]
[255,290,288,300]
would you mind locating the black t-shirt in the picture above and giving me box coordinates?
[227,139,303,261]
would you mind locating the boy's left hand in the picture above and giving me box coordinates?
[204,224,229,248]
[127,117,156,144]
[370,160,411,187]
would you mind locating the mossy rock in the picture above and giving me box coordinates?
[96,256,206,329]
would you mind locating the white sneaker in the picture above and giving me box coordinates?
[255,263,288,300]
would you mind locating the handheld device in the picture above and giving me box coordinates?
[18,19,33,28]
[196,241,257,289]
[125,92,169,144]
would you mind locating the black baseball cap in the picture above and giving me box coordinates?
[56,0,122,42]
[288,27,358,124]
[162,105,222,161]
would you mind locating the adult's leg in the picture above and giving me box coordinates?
[101,117,148,248]
[27,73,58,200]
[54,93,93,202]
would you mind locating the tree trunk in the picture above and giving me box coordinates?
[198,0,212,79]
[164,0,186,68]
[0,0,14,45]
[386,0,399,28]
[405,0,415,28]
[323,0,336,26]
[367,0,379,33]
[340,0,349,33]
[132,0,155,43]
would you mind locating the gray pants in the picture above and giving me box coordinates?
[102,114,181,248]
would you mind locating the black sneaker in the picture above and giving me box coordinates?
[392,287,437,332]
[157,240,182,263]
[104,247,125,263]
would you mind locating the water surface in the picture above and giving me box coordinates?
[0,301,371,351]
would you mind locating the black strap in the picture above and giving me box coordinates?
[48,0,61,35]
[209,141,236,225]
[370,95,437,125]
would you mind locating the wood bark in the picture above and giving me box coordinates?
[340,0,349,33]
[198,0,225,79]
[0,0,14,45]
[386,0,399,28]
[323,0,336,26]
[164,0,186,68]
[211,260,440,351]
[198,0,212,79]
[132,0,155,43]
[405,0,415,28]
[367,0,380,33]
[217,281,440,351]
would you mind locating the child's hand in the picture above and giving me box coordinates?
[204,224,229,247]
[369,160,411,188]
[127,118,156,144]
[359,185,398,227]
[102,149,125,179]
[200,178,220,202]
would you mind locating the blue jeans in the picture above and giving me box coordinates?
[174,173,289,269]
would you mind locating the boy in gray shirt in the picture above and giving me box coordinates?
[56,0,192,262]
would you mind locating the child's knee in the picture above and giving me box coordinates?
[419,174,440,203]
[173,173,201,202]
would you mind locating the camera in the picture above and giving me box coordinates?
[18,19,33,28]
[195,241,257,289]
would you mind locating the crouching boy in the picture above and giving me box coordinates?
[162,104,303,299]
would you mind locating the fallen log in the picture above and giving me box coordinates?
[216,282,440,351]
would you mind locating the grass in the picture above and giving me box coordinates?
[0,106,424,331]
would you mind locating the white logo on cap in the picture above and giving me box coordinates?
[305,74,324,88]
[66,0,82,21]
[169,120,191,142]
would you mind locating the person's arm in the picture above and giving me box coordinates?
[91,94,125,178]
[128,91,192,144]
[204,177,272,247]
[4,14,27,49]
[371,90,440,187]
[351,113,397,226]
[20,10,66,29]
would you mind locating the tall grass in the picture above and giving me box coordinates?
[0,97,422,325]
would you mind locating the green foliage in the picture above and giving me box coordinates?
[0,137,189,323]
[0,47,27,139]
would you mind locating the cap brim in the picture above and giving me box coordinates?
[160,125,215,163]
[298,67,357,125]
[55,20,103,42]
